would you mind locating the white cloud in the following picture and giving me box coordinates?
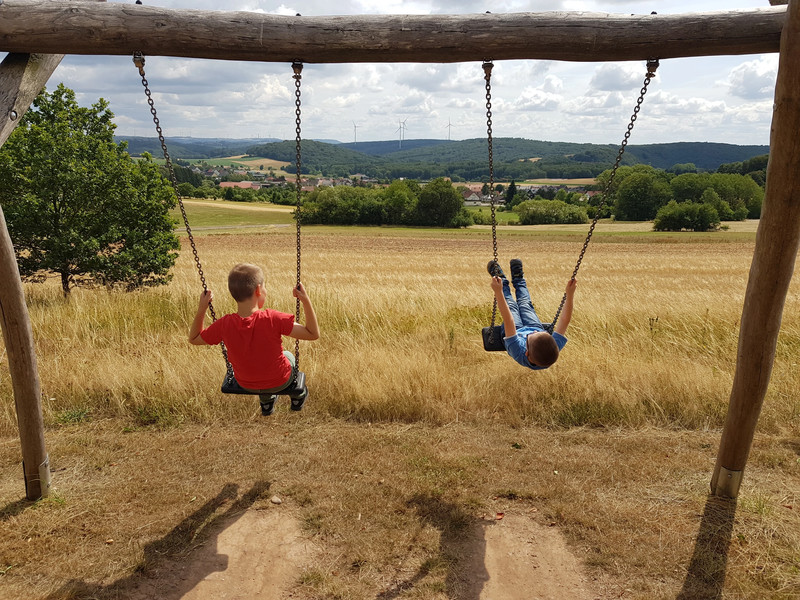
[726,55,778,100]
[19,0,775,145]
[589,63,643,92]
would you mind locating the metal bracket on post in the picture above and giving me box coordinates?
[712,466,743,499]
[39,454,51,497]
[21,454,51,499]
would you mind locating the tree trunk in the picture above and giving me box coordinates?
[60,271,70,298]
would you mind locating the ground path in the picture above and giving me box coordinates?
[124,505,597,599]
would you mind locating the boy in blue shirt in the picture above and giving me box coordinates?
[488,259,576,369]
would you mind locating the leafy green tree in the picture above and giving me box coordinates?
[698,188,731,221]
[505,180,518,208]
[416,178,465,227]
[708,173,763,219]
[0,85,179,296]
[177,182,196,197]
[614,171,673,221]
[668,163,697,175]
[670,172,711,203]
[382,179,418,225]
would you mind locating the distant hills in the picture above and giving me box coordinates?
[117,135,769,178]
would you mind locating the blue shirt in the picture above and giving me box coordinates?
[503,324,567,370]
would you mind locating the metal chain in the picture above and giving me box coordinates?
[483,60,499,337]
[546,58,660,333]
[292,61,303,368]
[133,52,233,367]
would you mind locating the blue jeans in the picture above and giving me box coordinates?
[502,276,542,329]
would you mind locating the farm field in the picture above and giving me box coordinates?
[171,198,295,230]
[190,155,292,176]
[1,220,798,599]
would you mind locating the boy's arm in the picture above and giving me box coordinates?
[189,290,212,345]
[289,283,320,341]
[491,276,516,337]
[553,279,577,336]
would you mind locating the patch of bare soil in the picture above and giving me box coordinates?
[126,507,316,600]
[461,512,597,600]
[125,508,595,599]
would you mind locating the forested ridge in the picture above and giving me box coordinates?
[119,135,769,180]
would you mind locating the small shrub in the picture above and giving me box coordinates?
[653,201,720,232]
[54,408,91,425]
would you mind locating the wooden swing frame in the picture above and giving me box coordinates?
[1,0,798,500]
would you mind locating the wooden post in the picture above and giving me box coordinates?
[0,206,50,500]
[711,0,800,498]
[0,53,63,146]
[0,1,786,63]
[0,50,66,499]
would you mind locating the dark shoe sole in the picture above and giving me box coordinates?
[259,395,277,416]
[510,258,524,280]
[487,260,506,279]
[290,388,308,412]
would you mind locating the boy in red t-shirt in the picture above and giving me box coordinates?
[189,263,320,415]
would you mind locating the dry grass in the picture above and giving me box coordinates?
[5,226,798,433]
[1,224,799,599]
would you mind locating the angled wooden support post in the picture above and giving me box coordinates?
[0,51,63,499]
[0,53,63,146]
[711,0,800,499]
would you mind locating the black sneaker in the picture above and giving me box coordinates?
[259,395,277,416]
[487,260,506,279]
[290,387,308,412]
[510,258,524,280]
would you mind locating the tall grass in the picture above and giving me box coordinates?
[2,228,799,435]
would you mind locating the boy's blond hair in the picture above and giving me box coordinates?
[228,263,264,302]
[526,332,559,367]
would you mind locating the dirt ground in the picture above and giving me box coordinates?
[121,504,596,600]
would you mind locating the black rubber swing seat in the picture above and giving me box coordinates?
[482,325,506,352]
[221,370,307,397]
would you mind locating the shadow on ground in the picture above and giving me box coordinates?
[378,492,490,600]
[44,480,270,600]
[677,495,737,600]
[0,497,35,522]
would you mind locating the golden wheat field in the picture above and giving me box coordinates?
[1,223,799,600]
[4,224,799,432]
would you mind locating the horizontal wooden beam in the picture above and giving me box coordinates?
[0,1,786,64]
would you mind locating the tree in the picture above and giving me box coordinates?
[0,84,179,296]
[614,171,673,221]
[177,182,196,197]
[416,178,465,227]
[382,179,418,225]
[505,180,518,208]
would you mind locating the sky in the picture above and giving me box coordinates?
[29,1,785,146]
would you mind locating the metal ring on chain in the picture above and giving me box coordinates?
[546,59,659,334]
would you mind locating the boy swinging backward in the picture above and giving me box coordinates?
[189,263,320,415]
[489,259,576,369]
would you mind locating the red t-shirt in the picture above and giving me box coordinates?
[200,309,295,389]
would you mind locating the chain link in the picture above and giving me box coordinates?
[546,59,659,334]
[483,61,499,339]
[132,52,234,366]
[292,61,303,368]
